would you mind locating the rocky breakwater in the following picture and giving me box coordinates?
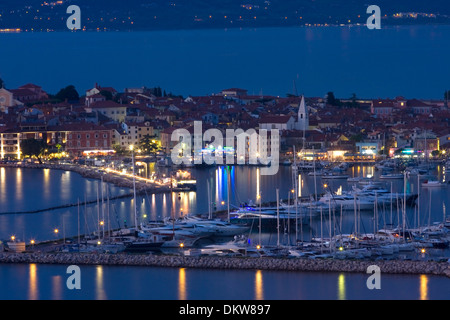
[1,252,449,277]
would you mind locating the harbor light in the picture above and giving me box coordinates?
[30,239,35,245]
[10,235,15,242]
[421,248,426,254]
[179,243,185,248]
[221,201,225,205]
[256,245,261,250]
[97,241,102,245]
[100,221,104,226]
[339,246,344,251]
[54,228,59,234]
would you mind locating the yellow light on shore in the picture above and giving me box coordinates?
[99,221,104,226]
[54,229,59,234]
[256,245,261,250]
[10,235,15,241]
[339,247,344,251]
[179,243,185,248]
[129,145,134,151]
[30,239,35,245]
[97,241,102,245]
[421,248,426,254]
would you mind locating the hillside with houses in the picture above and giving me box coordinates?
[0,81,449,163]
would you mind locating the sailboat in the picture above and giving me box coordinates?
[123,146,165,252]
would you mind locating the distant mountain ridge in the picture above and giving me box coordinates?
[0,0,449,31]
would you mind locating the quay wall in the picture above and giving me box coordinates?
[1,252,449,277]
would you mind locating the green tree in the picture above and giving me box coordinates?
[139,134,160,155]
[55,85,79,102]
[326,91,341,107]
[112,144,126,156]
[20,139,48,164]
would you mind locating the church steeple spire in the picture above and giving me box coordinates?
[296,95,309,131]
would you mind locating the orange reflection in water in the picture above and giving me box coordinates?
[255,269,264,300]
[96,265,107,300]
[28,263,38,300]
[178,268,187,300]
[420,274,429,300]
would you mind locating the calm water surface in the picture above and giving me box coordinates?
[0,263,448,300]
[0,25,449,98]
[0,165,449,300]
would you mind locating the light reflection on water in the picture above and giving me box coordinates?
[0,264,446,300]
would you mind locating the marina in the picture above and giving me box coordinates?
[2,160,449,271]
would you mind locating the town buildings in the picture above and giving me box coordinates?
[0,82,448,162]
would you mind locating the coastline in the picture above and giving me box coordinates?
[0,252,449,278]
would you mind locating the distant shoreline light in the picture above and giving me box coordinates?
[0,28,21,33]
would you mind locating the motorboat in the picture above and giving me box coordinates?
[178,216,250,237]
[317,192,373,211]
[321,172,349,179]
[379,173,404,179]
[421,180,446,188]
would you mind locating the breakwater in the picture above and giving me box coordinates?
[0,162,171,193]
[1,252,449,277]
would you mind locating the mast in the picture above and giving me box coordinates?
[227,166,230,223]
[287,191,290,247]
[207,180,211,219]
[276,188,280,247]
[403,171,407,242]
[131,146,138,230]
[417,174,420,231]
[101,176,105,240]
[77,199,80,250]
[107,184,110,242]
[328,195,332,253]
[293,145,299,242]
[259,192,262,247]
[97,185,100,240]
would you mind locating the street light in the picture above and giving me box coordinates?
[130,145,138,230]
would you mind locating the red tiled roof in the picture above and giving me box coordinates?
[259,115,293,124]
[90,101,127,109]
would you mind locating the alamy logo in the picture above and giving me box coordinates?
[366,5,381,29]
[66,5,81,30]
[366,265,381,290]
[66,265,81,290]
[171,121,280,176]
